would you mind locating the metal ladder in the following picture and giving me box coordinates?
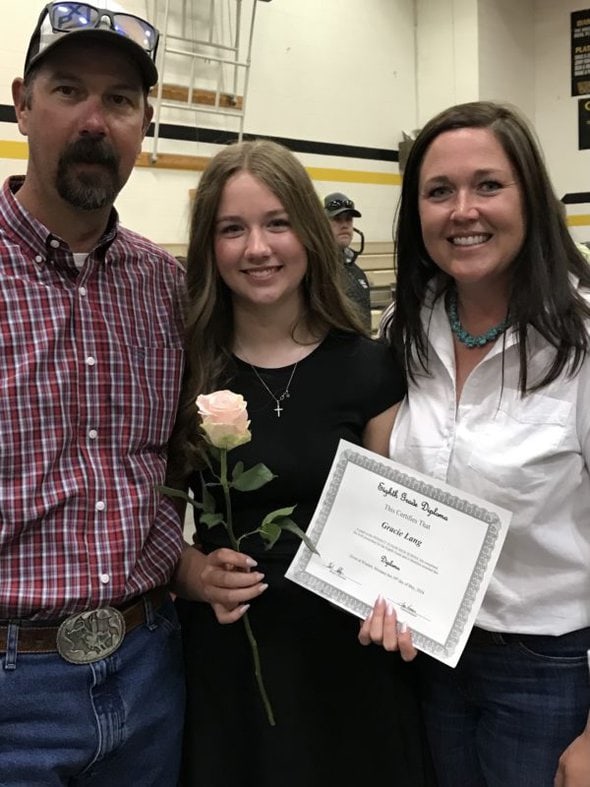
[148,0,271,163]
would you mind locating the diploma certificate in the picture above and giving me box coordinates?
[286,440,512,667]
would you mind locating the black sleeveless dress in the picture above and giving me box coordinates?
[176,332,435,787]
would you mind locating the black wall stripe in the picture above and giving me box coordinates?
[0,106,16,123]
[0,103,398,163]
[563,192,590,204]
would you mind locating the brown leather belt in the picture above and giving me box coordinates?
[0,586,170,655]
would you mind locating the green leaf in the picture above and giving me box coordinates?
[207,444,221,462]
[232,461,245,482]
[201,453,214,474]
[156,485,203,510]
[259,520,282,550]
[200,512,225,528]
[200,475,216,514]
[231,463,276,492]
[276,517,319,555]
[260,505,296,527]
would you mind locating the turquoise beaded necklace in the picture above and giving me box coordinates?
[446,288,510,349]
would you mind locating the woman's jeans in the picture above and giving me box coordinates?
[419,626,590,787]
[0,599,185,786]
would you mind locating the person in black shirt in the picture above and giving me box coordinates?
[324,191,372,329]
[170,140,435,787]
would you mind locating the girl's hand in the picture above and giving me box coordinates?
[200,547,268,623]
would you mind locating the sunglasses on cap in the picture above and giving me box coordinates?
[326,199,355,211]
[46,2,159,56]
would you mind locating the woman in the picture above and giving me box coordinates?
[368,101,590,786]
[169,140,435,787]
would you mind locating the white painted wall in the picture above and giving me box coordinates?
[0,0,417,248]
[1,1,589,244]
[534,0,590,242]
[415,0,479,125]
[478,0,535,117]
[414,0,588,241]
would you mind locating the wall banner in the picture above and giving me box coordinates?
[572,10,590,95]
[579,99,590,149]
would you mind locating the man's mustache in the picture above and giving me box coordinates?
[59,138,120,171]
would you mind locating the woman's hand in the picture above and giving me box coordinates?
[358,595,417,661]
[200,547,268,623]
[554,718,590,787]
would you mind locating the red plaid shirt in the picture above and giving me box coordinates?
[0,177,186,619]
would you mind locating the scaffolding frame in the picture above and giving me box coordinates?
[148,0,270,162]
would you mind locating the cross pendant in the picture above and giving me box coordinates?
[274,401,283,417]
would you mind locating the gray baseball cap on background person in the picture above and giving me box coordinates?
[24,1,160,90]
[323,192,362,218]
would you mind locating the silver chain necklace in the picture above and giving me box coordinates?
[247,362,298,418]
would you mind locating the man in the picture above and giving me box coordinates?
[324,191,372,330]
[1,3,185,784]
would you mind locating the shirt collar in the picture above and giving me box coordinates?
[1,176,120,265]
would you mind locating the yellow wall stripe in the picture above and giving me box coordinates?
[306,166,401,186]
[567,214,590,226]
[2,138,589,220]
[5,141,588,207]
[0,140,28,160]
[0,139,401,187]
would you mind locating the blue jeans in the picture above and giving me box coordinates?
[419,627,590,787]
[0,599,185,786]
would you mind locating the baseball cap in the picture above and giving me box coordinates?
[24,2,160,90]
[324,192,361,219]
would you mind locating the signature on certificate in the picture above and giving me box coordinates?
[398,601,418,617]
[325,561,362,585]
[381,555,400,571]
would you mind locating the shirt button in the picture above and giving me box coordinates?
[96,501,105,511]
[99,573,110,585]
[35,255,43,264]
[85,356,96,366]
[49,238,60,249]
[79,286,87,296]
[88,429,98,440]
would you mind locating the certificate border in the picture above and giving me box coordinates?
[289,449,503,659]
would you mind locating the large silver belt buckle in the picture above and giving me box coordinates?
[56,607,126,664]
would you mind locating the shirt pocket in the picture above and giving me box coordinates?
[466,393,573,490]
[110,345,184,452]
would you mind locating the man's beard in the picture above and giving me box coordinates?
[56,138,122,211]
